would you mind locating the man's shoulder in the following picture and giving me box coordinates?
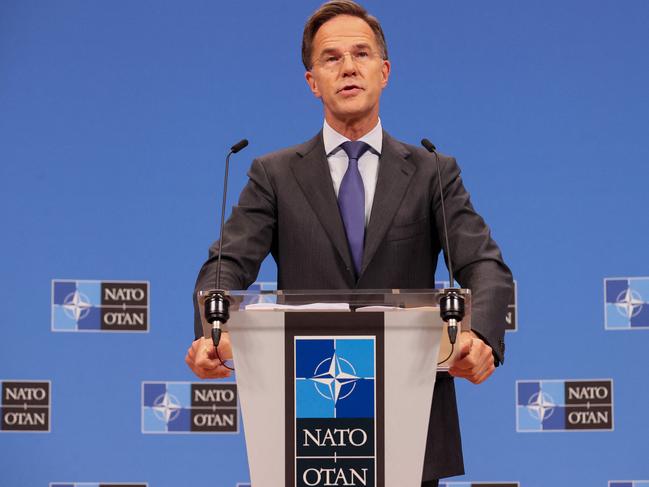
[383,131,456,167]
[255,132,323,166]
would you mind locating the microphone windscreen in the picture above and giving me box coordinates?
[421,138,436,153]
[230,139,249,154]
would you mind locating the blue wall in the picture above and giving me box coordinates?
[1,1,648,486]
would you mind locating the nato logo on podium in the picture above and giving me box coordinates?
[294,336,377,487]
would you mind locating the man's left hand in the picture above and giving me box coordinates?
[448,331,495,384]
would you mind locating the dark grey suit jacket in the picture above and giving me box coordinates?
[194,130,513,480]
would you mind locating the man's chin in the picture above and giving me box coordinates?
[329,112,377,129]
[331,102,372,118]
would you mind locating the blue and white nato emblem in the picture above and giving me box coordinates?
[51,280,149,332]
[605,277,649,329]
[610,482,649,487]
[50,483,148,487]
[295,337,376,487]
[1,380,51,432]
[439,483,519,487]
[516,379,613,431]
[141,381,238,434]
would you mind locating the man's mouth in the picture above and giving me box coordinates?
[337,84,363,96]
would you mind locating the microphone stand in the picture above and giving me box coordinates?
[203,139,249,351]
[421,139,465,347]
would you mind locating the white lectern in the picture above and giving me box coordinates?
[198,289,471,487]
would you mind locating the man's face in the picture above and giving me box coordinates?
[305,15,390,128]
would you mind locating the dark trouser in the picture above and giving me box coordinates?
[422,481,439,487]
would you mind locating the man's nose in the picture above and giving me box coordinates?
[340,52,357,75]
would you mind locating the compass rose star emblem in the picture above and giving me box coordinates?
[615,288,644,319]
[310,352,360,404]
[62,290,92,321]
[527,391,556,422]
[152,393,182,423]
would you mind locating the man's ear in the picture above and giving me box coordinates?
[380,60,391,89]
[305,71,322,98]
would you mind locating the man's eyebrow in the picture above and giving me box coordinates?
[319,47,342,56]
[318,43,374,56]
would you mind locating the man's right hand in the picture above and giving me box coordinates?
[185,334,233,379]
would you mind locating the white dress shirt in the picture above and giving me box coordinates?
[323,119,382,227]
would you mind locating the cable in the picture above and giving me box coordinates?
[437,341,455,366]
[215,345,235,372]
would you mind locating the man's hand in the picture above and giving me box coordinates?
[185,334,233,379]
[448,331,495,384]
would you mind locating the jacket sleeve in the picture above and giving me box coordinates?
[192,158,277,339]
[432,154,514,364]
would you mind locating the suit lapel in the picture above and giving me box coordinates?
[361,132,415,275]
[290,133,355,277]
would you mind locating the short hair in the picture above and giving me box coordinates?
[301,0,389,70]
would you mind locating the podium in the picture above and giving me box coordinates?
[198,289,471,487]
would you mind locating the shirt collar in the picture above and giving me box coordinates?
[323,118,383,156]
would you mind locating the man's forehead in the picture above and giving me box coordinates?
[313,15,378,52]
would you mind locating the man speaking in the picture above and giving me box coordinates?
[186,1,513,485]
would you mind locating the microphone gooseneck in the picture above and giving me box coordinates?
[216,140,249,289]
[204,139,249,355]
[421,139,465,348]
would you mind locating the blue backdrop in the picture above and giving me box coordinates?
[1,1,648,486]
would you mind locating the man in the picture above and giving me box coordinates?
[186,1,513,485]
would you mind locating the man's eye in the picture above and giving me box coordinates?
[356,51,369,58]
[325,55,340,63]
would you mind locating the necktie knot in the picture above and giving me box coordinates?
[340,140,371,162]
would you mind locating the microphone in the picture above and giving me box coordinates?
[421,139,465,347]
[231,139,249,154]
[204,139,249,352]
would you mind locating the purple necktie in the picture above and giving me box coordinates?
[338,140,371,276]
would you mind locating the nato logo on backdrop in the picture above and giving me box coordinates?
[50,484,148,487]
[294,336,377,487]
[610,482,649,487]
[1,380,51,432]
[141,381,238,434]
[516,379,613,431]
[605,277,649,329]
[439,483,519,487]
[51,280,149,332]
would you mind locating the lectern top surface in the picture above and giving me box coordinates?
[198,288,471,311]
